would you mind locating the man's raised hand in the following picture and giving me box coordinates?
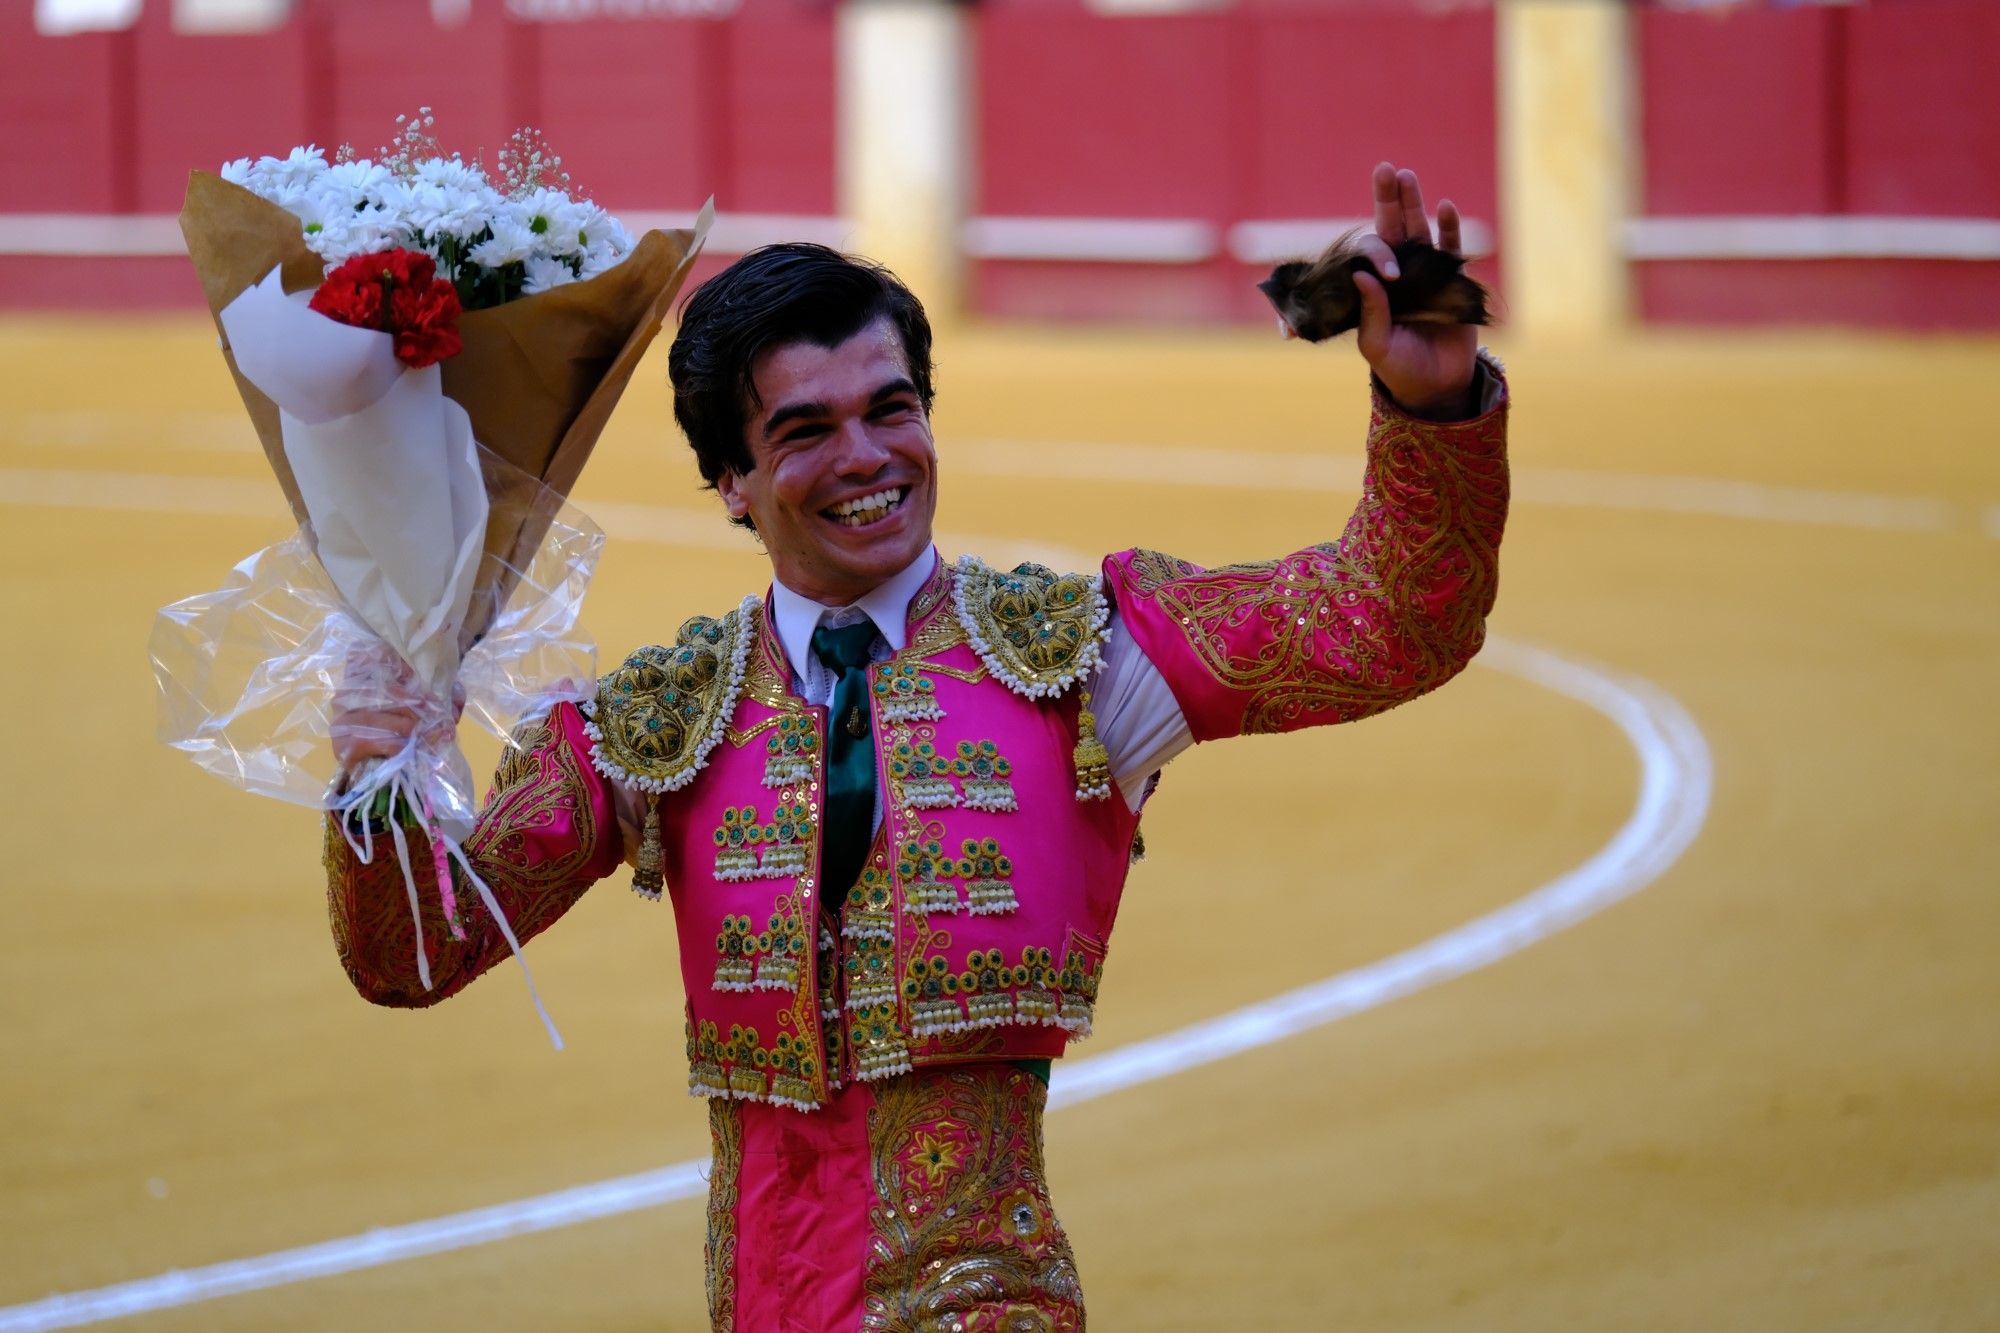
[1353,162,1481,420]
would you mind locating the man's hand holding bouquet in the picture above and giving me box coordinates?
[151,119,711,1046]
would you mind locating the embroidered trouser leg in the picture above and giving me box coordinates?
[705,1063,1085,1332]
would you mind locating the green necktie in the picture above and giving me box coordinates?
[811,620,878,908]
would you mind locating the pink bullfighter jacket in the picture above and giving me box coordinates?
[325,366,1511,1112]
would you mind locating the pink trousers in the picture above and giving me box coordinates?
[703,1063,1085,1332]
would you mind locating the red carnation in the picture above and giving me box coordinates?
[308,248,463,368]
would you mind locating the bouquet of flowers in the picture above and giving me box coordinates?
[151,118,711,1046]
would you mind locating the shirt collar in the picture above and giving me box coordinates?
[769,546,939,674]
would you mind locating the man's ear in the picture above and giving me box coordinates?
[716,471,751,520]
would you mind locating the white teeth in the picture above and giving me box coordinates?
[827,487,905,524]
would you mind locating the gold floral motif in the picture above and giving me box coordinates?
[704,1098,742,1332]
[586,601,757,792]
[862,1067,1083,1332]
[951,557,1109,699]
[902,942,1099,1039]
[757,712,818,786]
[709,802,815,882]
[894,829,1016,919]
[712,907,809,993]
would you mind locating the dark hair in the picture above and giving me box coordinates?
[667,243,935,521]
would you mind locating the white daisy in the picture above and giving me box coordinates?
[521,254,577,295]
[468,216,541,269]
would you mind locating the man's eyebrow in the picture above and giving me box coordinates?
[868,378,919,405]
[762,379,920,440]
[762,400,831,440]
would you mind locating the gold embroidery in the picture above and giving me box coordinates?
[741,616,795,711]
[754,712,816,785]
[903,599,969,662]
[884,737,1018,813]
[1118,402,1505,734]
[584,600,757,792]
[872,660,946,724]
[893,829,1018,919]
[710,802,815,882]
[726,713,783,750]
[704,1098,741,1332]
[951,557,1110,699]
[902,941,1098,1039]
[862,1067,1083,1332]
[713,907,808,993]
[466,718,601,901]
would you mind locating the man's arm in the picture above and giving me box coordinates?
[1094,163,1506,752]
[325,701,625,1006]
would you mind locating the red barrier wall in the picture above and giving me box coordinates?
[0,0,832,311]
[971,4,1499,323]
[0,9,132,212]
[4,0,1998,329]
[1635,0,2000,329]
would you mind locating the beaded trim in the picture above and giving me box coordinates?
[951,555,1111,700]
[582,596,759,794]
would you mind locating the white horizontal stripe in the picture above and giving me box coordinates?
[0,211,844,258]
[1627,215,2000,261]
[1230,216,1495,263]
[616,211,848,253]
[962,216,1219,264]
[0,606,1710,1330]
[0,215,186,257]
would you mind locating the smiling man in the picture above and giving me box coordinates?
[328,163,1509,1330]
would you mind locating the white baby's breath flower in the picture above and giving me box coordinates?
[468,216,541,268]
[521,254,577,296]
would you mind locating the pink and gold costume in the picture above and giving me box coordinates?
[326,370,1509,1329]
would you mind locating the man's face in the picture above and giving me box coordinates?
[718,316,938,606]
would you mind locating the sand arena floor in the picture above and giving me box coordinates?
[0,317,1995,1330]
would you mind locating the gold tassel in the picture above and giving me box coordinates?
[1073,689,1112,802]
[632,796,664,900]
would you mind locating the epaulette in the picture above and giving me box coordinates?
[950,555,1111,699]
[582,596,760,793]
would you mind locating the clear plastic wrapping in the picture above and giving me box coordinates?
[149,445,603,1045]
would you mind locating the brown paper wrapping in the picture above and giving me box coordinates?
[178,170,710,641]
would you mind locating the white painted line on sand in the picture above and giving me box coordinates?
[951,442,1972,536]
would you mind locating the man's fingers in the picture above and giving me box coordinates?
[1354,269,1392,364]
[1397,168,1433,244]
[1438,199,1462,256]
[1356,232,1400,281]
[1372,161,1406,245]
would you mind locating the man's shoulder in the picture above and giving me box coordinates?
[948,553,1111,699]
[584,594,762,794]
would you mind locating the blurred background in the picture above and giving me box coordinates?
[7,0,1999,331]
[2,0,1996,1329]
